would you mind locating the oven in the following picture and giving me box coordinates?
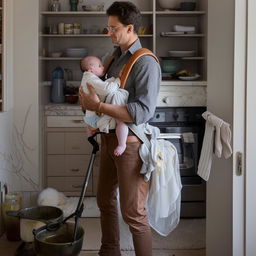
[149,106,206,218]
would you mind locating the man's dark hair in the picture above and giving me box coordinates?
[106,1,141,34]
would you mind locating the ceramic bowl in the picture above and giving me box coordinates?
[66,48,88,57]
[158,0,180,10]
[160,59,181,73]
[180,2,196,11]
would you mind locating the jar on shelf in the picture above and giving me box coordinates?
[49,0,61,12]
[2,192,22,241]
[73,23,81,35]
[64,24,74,35]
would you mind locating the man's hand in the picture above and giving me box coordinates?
[79,84,100,111]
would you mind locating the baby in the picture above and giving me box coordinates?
[80,56,129,156]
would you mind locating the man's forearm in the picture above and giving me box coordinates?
[98,102,133,122]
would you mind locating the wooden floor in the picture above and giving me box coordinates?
[0,217,205,256]
[0,236,205,256]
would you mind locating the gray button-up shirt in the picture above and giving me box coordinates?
[107,39,161,125]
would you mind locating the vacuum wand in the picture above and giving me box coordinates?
[72,132,100,242]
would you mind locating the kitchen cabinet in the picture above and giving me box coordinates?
[45,115,100,196]
[39,0,207,91]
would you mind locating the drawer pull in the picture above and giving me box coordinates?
[71,168,80,172]
[72,185,83,188]
[71,146,80,150]
[72,120,84,124]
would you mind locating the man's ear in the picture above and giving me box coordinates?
[127,24,134,33]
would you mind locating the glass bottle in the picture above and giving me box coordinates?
[49,0,61,12]
[2,193,22,241]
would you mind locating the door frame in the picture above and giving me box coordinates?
[245,0,256,254]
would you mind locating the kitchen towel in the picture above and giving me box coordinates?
[197,111,232,181]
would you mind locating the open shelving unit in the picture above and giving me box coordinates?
[39,0,207,87]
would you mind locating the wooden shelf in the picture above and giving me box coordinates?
[160,34,205,38]
[40,34,153,38]
[160,80,207,86]
[41,80,207,87]
[156,11,206,16]
[40,57,82,61]
[40,11,153,16]
[160,56,205,60]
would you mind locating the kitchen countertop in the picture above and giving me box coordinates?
[45,85,207,116]
[45,103,84,116]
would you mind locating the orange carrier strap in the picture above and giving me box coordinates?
[104,48,159,89]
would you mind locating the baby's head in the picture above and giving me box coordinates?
[80,56,104,77]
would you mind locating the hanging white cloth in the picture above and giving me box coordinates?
[197,111,232,181]
[135,124,182,236]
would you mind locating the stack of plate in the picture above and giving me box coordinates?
[66,48,88,57]
[168,50,195,57]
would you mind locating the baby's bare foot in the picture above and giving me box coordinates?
[114,145,126,156]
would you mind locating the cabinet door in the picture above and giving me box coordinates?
[47,177,93,195]
[47,132,91,154]
[47,155,91,176]
[47,132,65,154]
[65,132,91,154]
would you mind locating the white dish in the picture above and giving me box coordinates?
[82,4,104,11]
[50,52,62,58]
[179,74,200,81]
[168,50,196,57]
[66,48,88,57]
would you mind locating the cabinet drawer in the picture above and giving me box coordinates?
[47,133,65,154]
[65,132,91,154]
[47,155,92,176]
[47,132,91,154]
[47,177,93,193]
[47,116,85,128]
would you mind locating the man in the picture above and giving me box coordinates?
[79,2,161,255]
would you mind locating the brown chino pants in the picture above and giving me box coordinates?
[97,133,152,256]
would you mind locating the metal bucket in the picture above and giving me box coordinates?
[34,222,84,256]
[7,206,63,242]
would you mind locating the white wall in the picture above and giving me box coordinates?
[0,0,40,192]
[0,0,15,190]
[207,0,234,255]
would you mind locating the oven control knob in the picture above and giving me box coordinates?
[162,96,171,104]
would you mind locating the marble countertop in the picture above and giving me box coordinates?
[45,103,84,116]
[45,85,207,116]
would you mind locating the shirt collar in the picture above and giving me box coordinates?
[112,39,142,57]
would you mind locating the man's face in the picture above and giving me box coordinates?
[107,16,130,45]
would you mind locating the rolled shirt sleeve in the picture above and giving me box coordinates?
[126,55,161,125]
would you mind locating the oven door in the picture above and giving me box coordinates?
[158,130,206,218]
[158,132,198,177]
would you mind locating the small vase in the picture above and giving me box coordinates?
[158,0,181,10]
